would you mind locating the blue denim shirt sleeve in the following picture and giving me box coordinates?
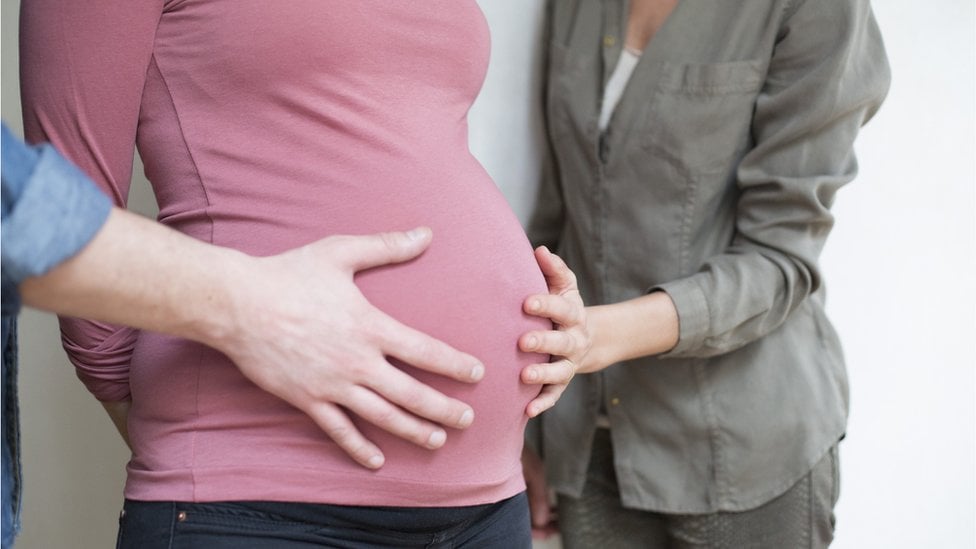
[1,123,113,547]
[1,123,112,306]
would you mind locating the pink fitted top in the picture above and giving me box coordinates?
[21,0,549,506]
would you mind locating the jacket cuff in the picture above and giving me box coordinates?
[651,276,710,357]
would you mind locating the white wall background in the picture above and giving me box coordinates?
[2,1,973,548]
[822,3,975,547]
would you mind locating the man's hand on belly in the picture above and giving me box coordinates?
[215,227,484,470]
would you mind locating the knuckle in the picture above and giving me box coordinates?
[402,386,435,414]
[325,423,355,445]
[549,359,572,380]
[412,338,443,369]
[360,308,387,336]
[568,330,587,356]
[537,393,556,411]
[550,332,573,357]
[537,335,556,357]
[551,362,571,383]
[565,303,583,325]
[379,231,400,251]
[307,383,335,402]
[397,420,430,445]
[417,338,438,362]
[345,360,372,381]
[399,384,423,403]
[565,330,581,353]
[372,407,399,429]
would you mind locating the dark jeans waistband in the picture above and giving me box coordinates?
[117,492,531,549]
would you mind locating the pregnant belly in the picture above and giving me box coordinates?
[347,170,550,483]
[127,157,549,501]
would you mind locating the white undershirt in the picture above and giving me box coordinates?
[597,48,642,429]
[598,47,642,132]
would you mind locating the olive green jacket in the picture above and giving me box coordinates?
[528,0,890,512]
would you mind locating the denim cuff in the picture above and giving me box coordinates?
[1,145,112,285]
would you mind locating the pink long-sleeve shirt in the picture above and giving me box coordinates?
[21,0,549,506]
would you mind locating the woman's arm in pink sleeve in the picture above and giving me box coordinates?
[20,0,165,401]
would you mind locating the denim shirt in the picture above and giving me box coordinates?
[0,123,111,547]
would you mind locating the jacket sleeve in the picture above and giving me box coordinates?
[20,0,165,400]
[655,0,891,358]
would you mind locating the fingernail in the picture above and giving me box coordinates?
[406,227,428,241]
[470,363,485,381]
[458,409,474,428]
[528,300,541,312]
[367,454,385,469]
[427,429,447,448]
[526,336,538,350]
[525,368,539,382]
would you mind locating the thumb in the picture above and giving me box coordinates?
[338,227,434,272]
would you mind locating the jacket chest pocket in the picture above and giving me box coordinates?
[644,60,765,173]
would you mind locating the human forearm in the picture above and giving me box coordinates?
[20,207,246,349]
[648,1,888,360]
[23,211,487,469]
[517,249,677,382]
[581,291,678,372]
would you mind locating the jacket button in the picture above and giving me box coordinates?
[177,511,187,522]
[611,397,621,406]
[603,35,616,47]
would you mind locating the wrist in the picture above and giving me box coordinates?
[585,293,679,369]
[580,304,616,372]
[186,247,256,353]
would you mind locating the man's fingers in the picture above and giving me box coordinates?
[332,227,434,272]
[341,386,454,450]
[523,293,581,327]
[306,355,476,467]
[521,358,576,386]
[306,402,385,469]
[376,313,485,384]
[525,383,569,417]
[365,362,476,431]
